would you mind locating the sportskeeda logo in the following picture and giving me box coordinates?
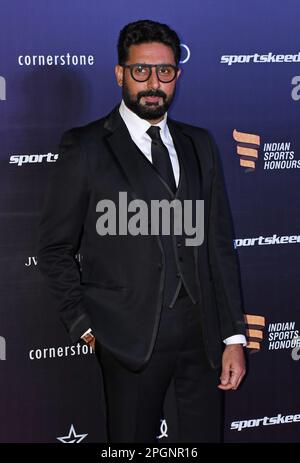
[9,152,59,166]
[231,413,300,431]
[221,52,300,66]
[234,234,300,248]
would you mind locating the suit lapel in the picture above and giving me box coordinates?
[167,117,203,202]
[103,104,203,203]
[104,105,155,202]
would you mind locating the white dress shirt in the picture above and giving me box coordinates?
[81,100,246,347]
[119,99,180,186]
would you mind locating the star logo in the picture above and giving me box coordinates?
[57,424,88,443]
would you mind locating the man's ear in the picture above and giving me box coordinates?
[115,65,123,87]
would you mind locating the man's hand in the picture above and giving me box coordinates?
[88,336,96,351]
[82,332,96,351]
[218,344,246,391]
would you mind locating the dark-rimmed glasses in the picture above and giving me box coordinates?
[122,63,178,83]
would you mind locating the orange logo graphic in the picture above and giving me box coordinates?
[233,129,261,172]
[244,314,265,350]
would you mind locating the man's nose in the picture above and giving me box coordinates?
[147,67,160,89]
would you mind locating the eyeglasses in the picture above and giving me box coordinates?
[122,63,178,83]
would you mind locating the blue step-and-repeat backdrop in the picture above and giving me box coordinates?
[0,0,300,443]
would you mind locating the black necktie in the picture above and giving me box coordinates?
[146,125,177,193]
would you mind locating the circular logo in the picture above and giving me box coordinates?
[180,43,191,64]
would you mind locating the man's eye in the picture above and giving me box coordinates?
[135,66,148,73]
[159,67,171,74]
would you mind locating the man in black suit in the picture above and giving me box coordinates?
[37,19,246,443]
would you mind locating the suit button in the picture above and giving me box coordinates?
[177,242,182,247]
[176,272,180,277]
[178,256,183,262]
[158,264,162,270]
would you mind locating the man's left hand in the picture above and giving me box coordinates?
[82,333,96,351]
[218,344,246,391]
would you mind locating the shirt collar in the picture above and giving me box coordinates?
[119,99,168,139]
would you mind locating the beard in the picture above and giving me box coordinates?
[122,81,176,120]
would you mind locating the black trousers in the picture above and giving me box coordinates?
[95,287,223,443]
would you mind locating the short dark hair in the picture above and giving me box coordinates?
[117,19,181,66]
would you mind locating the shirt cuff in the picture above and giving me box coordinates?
[223,334,247,346]
[81,328,92,339]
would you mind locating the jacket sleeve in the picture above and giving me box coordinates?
[206,131,246,339]
[37,129,92,343]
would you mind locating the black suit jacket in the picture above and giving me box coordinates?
[37,103,246,371]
